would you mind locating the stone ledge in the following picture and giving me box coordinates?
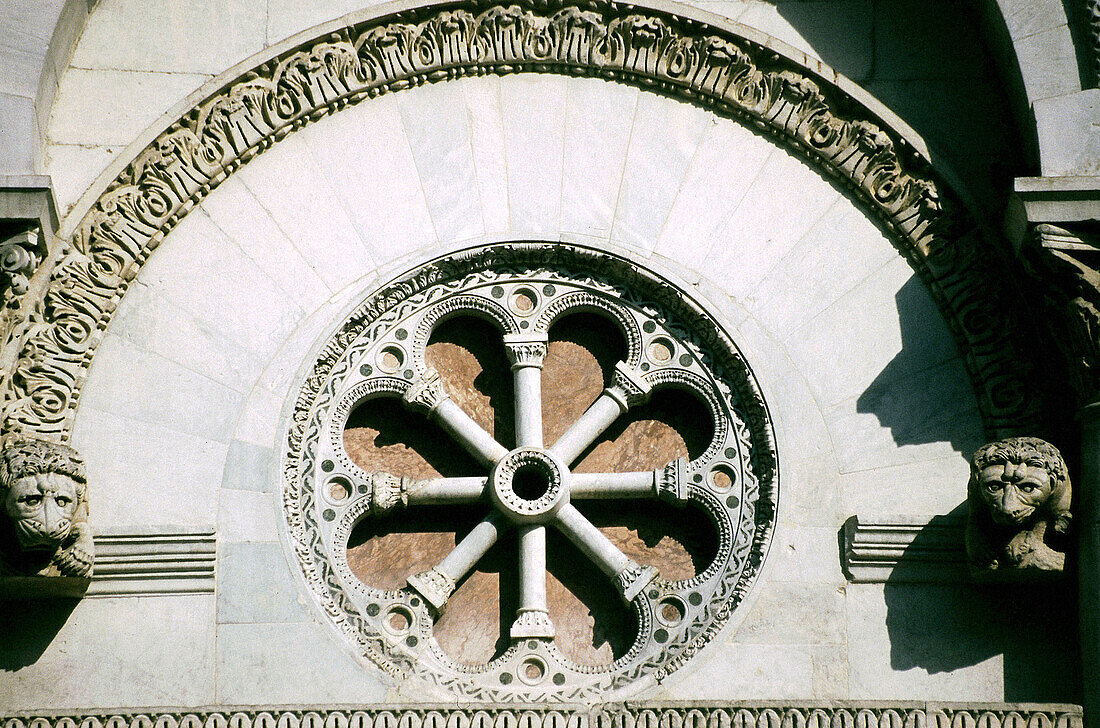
[841,515,968,583]
[0,175,59,239]
[87,529,215,597]
[1,530,216,599]
[1007,175,1100,246]
[0,704,1084,728]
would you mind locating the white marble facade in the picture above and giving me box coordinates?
[0,0,1091,714]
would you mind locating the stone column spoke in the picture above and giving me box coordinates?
[569,471,657,499]
[505,333,548,449]
[511,524,554,639]
[405,476,488,506]
[403,367,509,467]
[549,361,651,466]
[553,503,657,602]
[407,512,507,611]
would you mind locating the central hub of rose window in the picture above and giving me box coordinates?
[490,448,569,523]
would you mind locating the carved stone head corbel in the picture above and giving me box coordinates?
[0,438,93,578]
[965,436,1071,574]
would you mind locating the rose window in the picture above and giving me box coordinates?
[283,244,777,700]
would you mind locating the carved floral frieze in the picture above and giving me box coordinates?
[2,0,1038,445]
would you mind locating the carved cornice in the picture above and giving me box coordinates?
[3,0,1038,441]
[841,516,967,583]
[0,704,1084,728]
[87,530,216,596]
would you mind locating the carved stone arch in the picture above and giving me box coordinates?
[2,0,1041,442]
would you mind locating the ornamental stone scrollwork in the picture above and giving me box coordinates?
[3,0,1039,445]
[0,228,45,300]
[966,436,1072,574]
[283,243,778,700]
[0,438,93,584]
[1021,223,1100,406]
[0,705,1084,728]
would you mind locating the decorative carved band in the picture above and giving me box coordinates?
[3,0,1038,442]
[1,704,1083,728]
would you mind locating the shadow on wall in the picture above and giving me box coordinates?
[883,504,1080,702]
[0,598,79,670]
[774,0,1024,219]
[856,276,984,455]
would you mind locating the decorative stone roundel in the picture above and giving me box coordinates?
[283,243,778,701]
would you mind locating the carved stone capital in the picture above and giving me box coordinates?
[0,438,93,585]
[364,472,410,516]
[966,436,1071,576]
[0,228,43,301]
[654,457,690,504]
[406,565,456,612]
[403,368,449,414]
[606,361,652,411]
[510,608,555,639]
[503,332,548,370]
[615,560,658,602]
[1021,223,1100,405]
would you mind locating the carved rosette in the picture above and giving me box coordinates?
[0,437,93,585]
[283,244,778,700]
[3,0,1037,445]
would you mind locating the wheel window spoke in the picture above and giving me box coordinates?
[511,524,554,639]
[407,512,508,611]
[553,502,658,602]
[549,361,651,465]
[402,367,509,466]
[505,333,548,449]
[406,476,488,506]
[569,471,657,499]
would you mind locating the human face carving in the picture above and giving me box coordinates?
[4,472,79,548]
[978,461,1052,526]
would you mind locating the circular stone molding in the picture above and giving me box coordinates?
[282,242,778,701]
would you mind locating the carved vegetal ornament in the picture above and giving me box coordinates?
[0,438,93,579]
[283,243,778,699]
[1,0,1038,449]
[966,437,1071,574]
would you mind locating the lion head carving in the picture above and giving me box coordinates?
[0,439,93,578]
[966,436,1071,573]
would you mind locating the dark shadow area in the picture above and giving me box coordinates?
[427,315,515,450]
[774,0,1029,216]
[547,526,638,665]
[573,388,714,473]
[544,312,627,445]
[575,500,719,582]
[1060,0,1096,89]
[881,504,1081,702]
[344,395,483,479]
[0,598,79,670]
[855,276,984,455]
